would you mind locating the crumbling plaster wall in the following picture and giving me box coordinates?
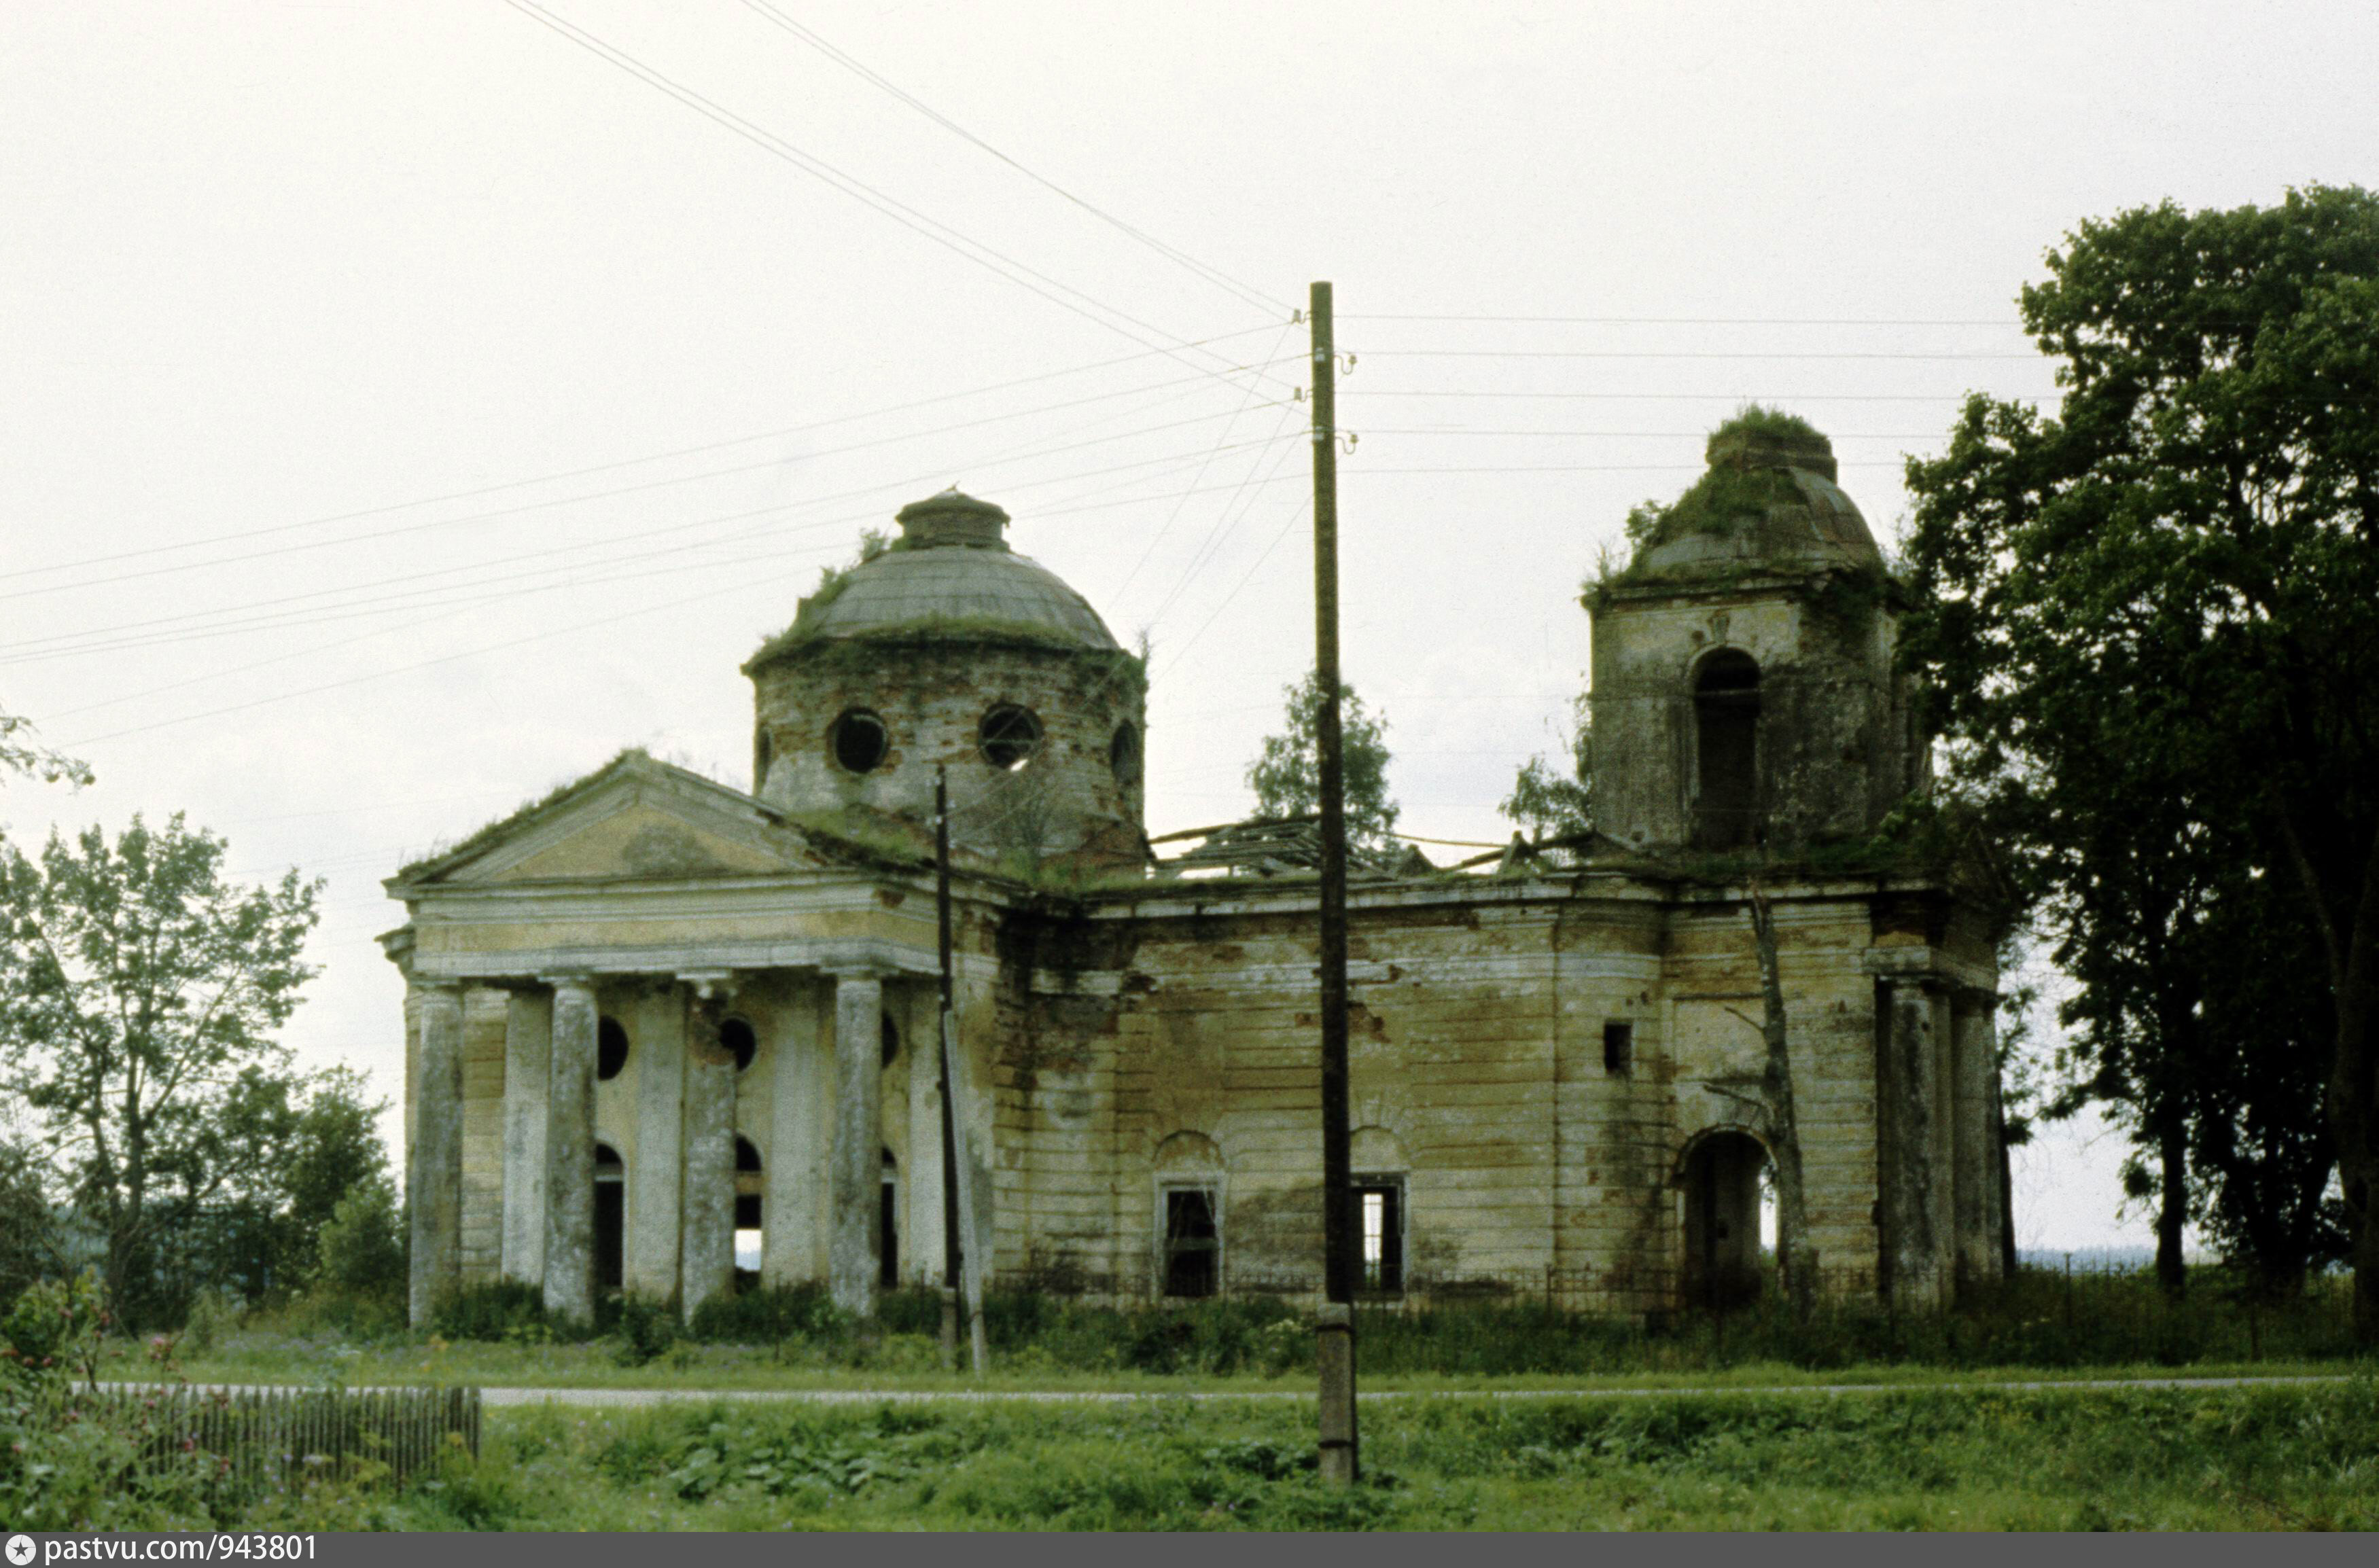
[1590,582,1916,852]
[750,639,1146,870]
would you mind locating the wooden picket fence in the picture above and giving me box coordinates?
[88,1384,480,1489]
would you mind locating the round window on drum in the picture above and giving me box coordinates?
[830,709,889,774]
[978,705,1042,770]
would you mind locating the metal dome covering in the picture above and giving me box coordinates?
[750,490,1121,666]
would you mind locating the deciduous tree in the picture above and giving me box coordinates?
[1246,670,1400,855]
[0,815,320,1326]
[1900,185,2379,1333]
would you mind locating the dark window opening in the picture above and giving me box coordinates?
[594,1143,624,1293]
[880,1012,900,1068]
[754,726,773,790]
[1604,1020,1634,1077]
[879,1149,898,1290]
[1163,1186,1219,1298]
[1692,649,1761,850]
[830,709,889,774]
[1355,1179,1404,1294]
[979,705,1042,770]
[734,1136,763,1287]
[721,1016,757,1073]
[596,1016,630,1082]
[1109,722,1142,787]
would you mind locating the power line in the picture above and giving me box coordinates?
[1348,390,2046,402]
[0,326,1286,590]
[1344,313,2024,327]
[733,0,1284,316]
[501,1,1287,398]
[5,426,1303,665]
[0,355,1298,609]
[1367,349,2047,361]
[1110,323,1301,605]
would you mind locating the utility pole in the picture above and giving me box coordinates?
[1309,279,1358,1485]
[933,766,981,1373]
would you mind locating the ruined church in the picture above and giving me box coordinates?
[383,418,2006,1328]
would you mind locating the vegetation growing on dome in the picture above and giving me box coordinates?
[1704,403,1829,461]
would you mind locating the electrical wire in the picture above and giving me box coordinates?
[501,1,1287,399]
[0,325,1287,590]
[733,0,1284,315]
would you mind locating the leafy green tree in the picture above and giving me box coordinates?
[1899,186,2379,1332]
[1246,670,1400,855]
[0,815,321,1327]
[0,705,90,791]
[1501,693,1592,847]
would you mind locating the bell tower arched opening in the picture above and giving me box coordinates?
[1692,649,1761,849]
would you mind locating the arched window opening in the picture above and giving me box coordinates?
[879,1148,899,1290]
[594,1142,625,1293]
[720,1017,757,1073]
[1109,722,1142,788]
[880,1012,899,1069]
[733,1135,763,1285]
[830,709,889,774]
[1682,1130,1771,1311]
[754,726,774,790]
[596,1017,631,1082]
[1692,649,1761,849]
[979,705,1042,770]
[1153,1131,1225,1300]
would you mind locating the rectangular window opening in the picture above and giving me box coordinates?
[1162,1186,1219,1298]
[1354,1177,1404,1294]
[1604,1020,1635,1077]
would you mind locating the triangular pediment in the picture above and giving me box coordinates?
[392,752,852,887]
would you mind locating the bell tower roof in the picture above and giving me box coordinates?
[1623,412,1884,583]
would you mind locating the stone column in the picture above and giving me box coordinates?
[764,978,829,1287]
[407,984,465,1330]
[904,988,948,1289]
[629,986,686,1298]
[1878,978,1944,1308]
[501,989,552,1285]
[542,976,598,1324]
[828,969,885,1317]
[680,980,738,1322]
[1950,995,2005,1288]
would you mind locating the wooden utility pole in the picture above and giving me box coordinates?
[1309,279,1358,1485]
[933,766,984,1373]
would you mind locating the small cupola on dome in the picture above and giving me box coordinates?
[896,488,1010,551]
[1622,408,1884,582]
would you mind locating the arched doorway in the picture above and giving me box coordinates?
[1692,648,1761,849]
[1681,1129,1770,1310]
[593,1142,624,1293]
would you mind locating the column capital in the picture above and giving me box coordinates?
[677,969,739,1000]
[538,972,597,992]
[823,964,894,984]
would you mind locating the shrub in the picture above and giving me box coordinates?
[688,1282,849,1345]
[613,1294,682,1368]
[431,1279,559,1344]
[315,1179,405,1301]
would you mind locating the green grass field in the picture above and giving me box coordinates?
[229,1380,2379,1531]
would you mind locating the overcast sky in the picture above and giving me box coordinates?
[5,1,2373,1254]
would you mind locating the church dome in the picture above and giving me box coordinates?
[756,490,1120,663]
[1624,415,1884,582]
